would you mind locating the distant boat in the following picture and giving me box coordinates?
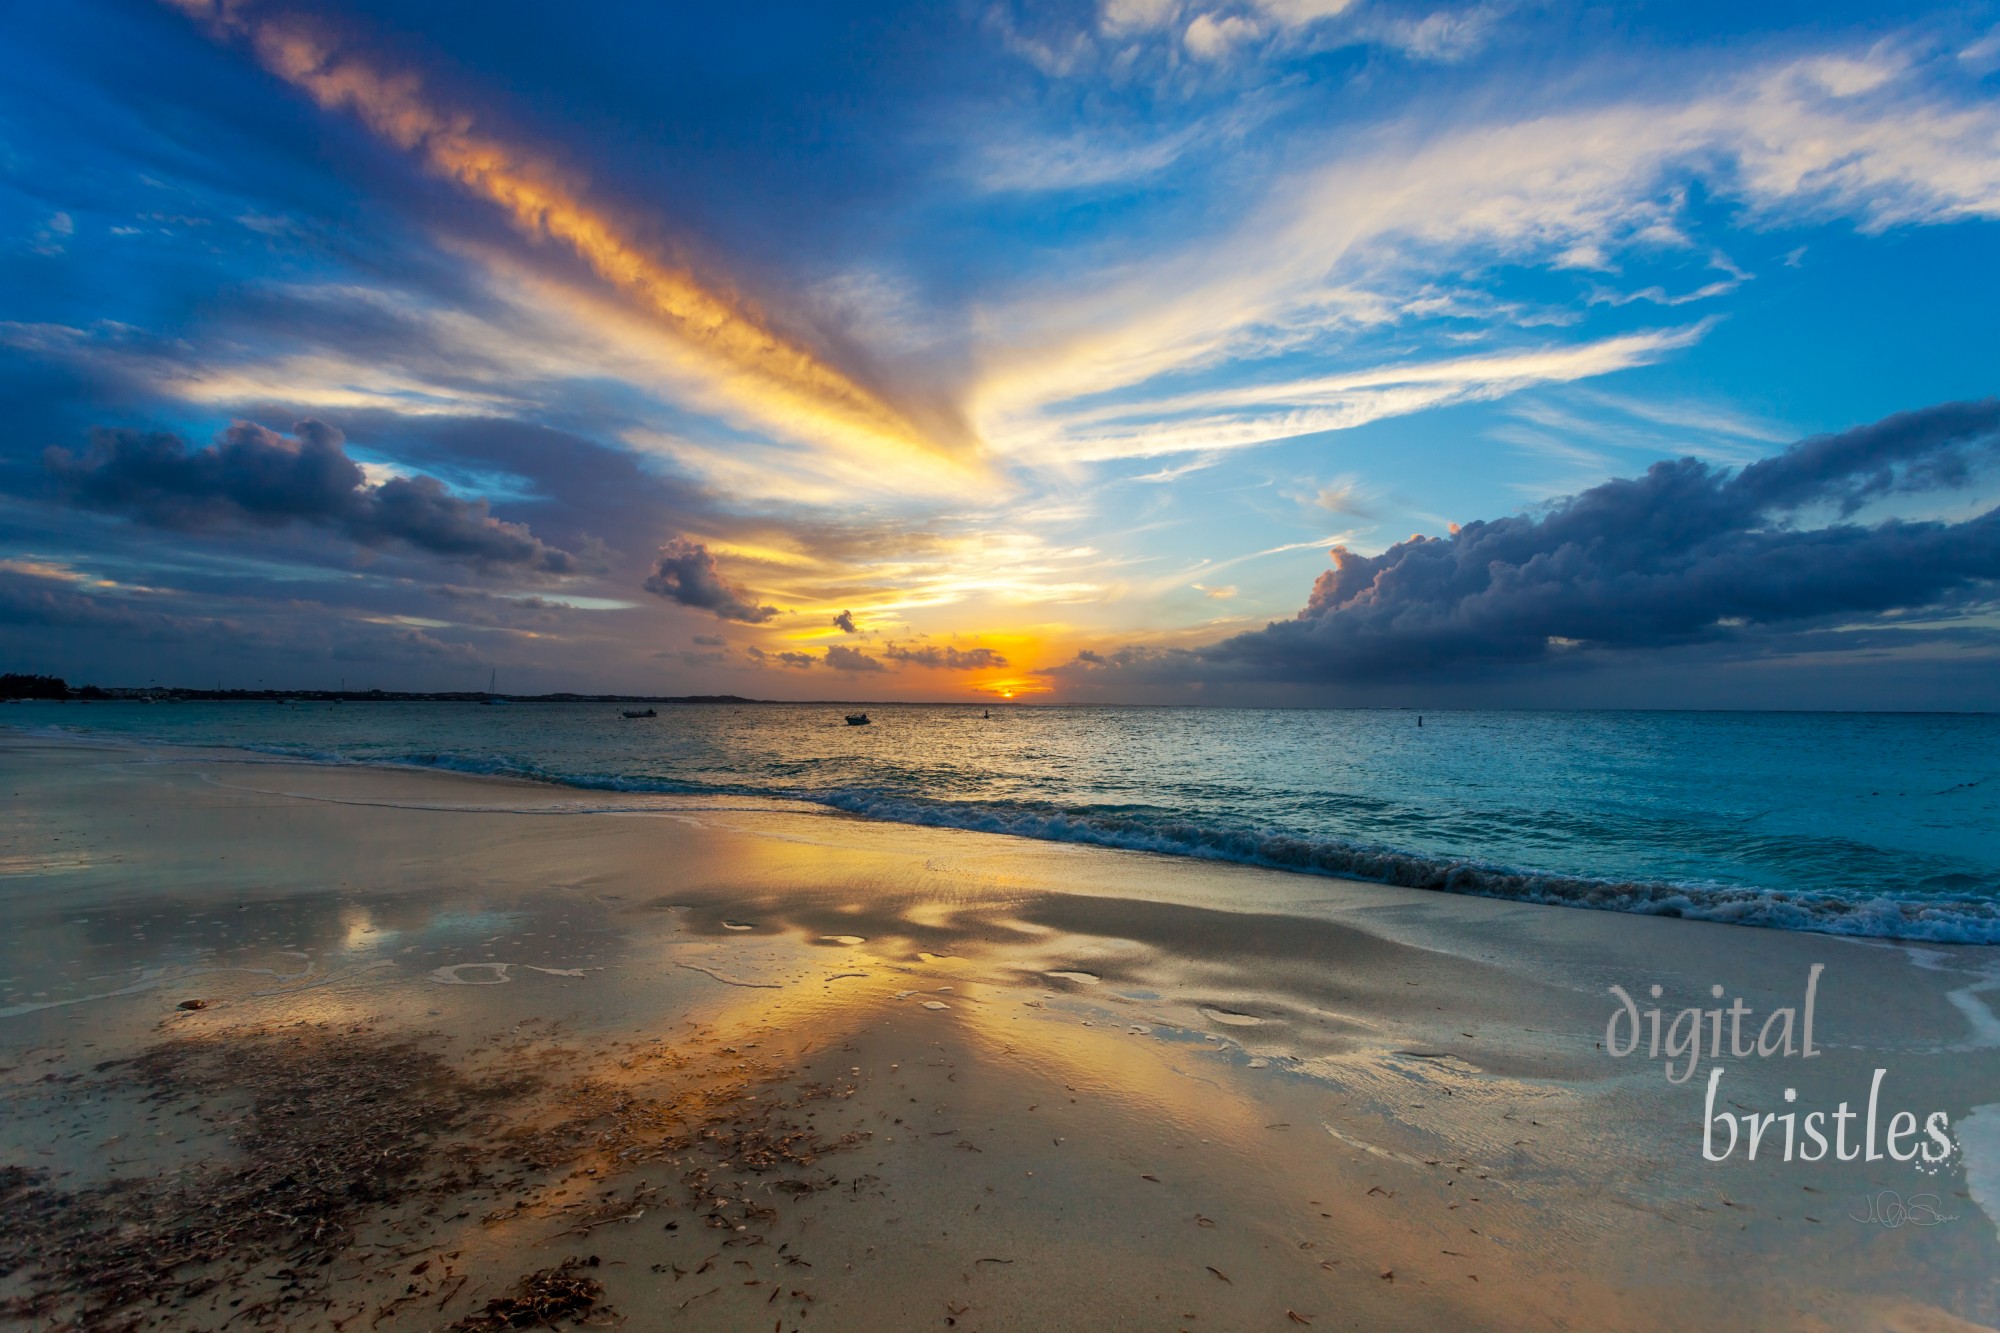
[845,712,871,726]
[623,708,657,719]
[481,668,507,705]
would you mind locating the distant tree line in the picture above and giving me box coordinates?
[0,674,760,703]
[0,674,72,699]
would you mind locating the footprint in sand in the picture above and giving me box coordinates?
[429,963,512,985]
[1200,1006,1266,1027]
[1044,970,1101,985]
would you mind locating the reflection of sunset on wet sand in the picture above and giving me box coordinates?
[5,734,1997,1330]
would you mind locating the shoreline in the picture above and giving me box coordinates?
[10,714,1999,946]
[3,733,1999,1329]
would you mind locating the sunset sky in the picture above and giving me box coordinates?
[4,0,1998,706]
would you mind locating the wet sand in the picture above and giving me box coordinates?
[2,731,1998,1331]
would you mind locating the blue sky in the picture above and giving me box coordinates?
[2,0,1998,705]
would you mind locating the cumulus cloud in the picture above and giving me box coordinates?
[692,633,727,646]
[825,644,886,671]
[44,420,579,573]
[832,609,857,633]
[883,643,1010,670]
[644,537,778,623]
[1064,400,2000,684]
[1184,12,1263,60]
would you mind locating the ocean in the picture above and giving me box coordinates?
[10,701,1998,942]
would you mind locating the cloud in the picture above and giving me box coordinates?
[970,43,2000,456]
[832,609,857,633]
[883,643,1010,670]
[1185,13,1264,60]
[1364,5,1503,63]
[1251,0,1359,24]
[643,537,778,623]
[164,0,970,476]
[43,419,579,573]
[692,633,727,646]
[825,644,887,672]
[995,323,1714,463]
[1064,400,2000,684]
[969,123,1205,193]
[1313,475,1375,517]
[744,645,814,669]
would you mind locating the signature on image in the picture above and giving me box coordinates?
[1849,1190,1958,1227]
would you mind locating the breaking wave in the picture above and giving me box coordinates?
[806,790,2000,945]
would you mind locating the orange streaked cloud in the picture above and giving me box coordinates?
[166,0,972,481]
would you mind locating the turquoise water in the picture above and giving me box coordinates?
[11,701,1999,941]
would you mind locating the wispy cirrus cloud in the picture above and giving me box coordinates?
[995,324,1712,462]
[968,41,2000,463]
[165,0,979,487]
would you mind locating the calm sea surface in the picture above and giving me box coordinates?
[12,702,1999,942]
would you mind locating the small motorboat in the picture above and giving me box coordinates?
[623,708,657,719]
[845,712,871,726]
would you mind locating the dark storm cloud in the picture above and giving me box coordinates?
[824,644,886,672]
[0,570,226,638]
[43,420,581,574]
[883,643,1007,670]
[0,567,485,687]
[1061,400,2000,686]
[832,609,857,633]
[746,646,814,669]
[644,537,778,623]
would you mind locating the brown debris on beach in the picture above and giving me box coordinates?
[0,1022,867,1331]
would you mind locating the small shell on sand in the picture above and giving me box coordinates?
[922,1000,950,1010]
[1044,971,1101,985]
[720,921,756,931]
[1201,1007,1264,1026]
[819,935,866,946]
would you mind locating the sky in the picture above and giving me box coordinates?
[2,0,1998,707]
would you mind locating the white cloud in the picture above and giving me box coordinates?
[970,122,1205,192]
[1249,0,1359,26]
[1962,24,2000,74]
[965,42,2000,459]
[1184,12,1264,60]
[1369,5,1502,63]
[997,324,1711,461]
[1313,474,1376,516]
[1101,0,1182,34]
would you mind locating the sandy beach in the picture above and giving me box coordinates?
[3,731,1998,1331]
